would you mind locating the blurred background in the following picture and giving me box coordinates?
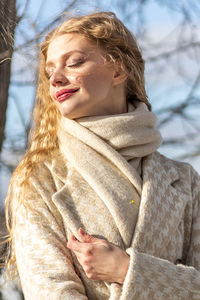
[0,0,200,298]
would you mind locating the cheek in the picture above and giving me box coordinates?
[79,73,106,89]
[84,73,112,93]
[66,74,82,83]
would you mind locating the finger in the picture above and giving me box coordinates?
[67,235,84,253]
[78,228,98,243]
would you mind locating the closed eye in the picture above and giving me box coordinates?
[67,59,86,68]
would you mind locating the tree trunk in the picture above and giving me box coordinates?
[0,0,16,152]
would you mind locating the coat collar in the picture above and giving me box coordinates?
[131,151,189,257]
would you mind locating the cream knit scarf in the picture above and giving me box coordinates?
[58,101,162,247]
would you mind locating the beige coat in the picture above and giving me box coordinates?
[14,151,200,300]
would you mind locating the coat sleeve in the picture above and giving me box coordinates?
[14,180,88,300]
[120,167,200,300]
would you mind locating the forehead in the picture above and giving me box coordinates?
[46,33,100,62]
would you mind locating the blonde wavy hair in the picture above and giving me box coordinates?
[3,11,150,279]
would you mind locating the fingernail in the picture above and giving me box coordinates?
[80,228,86,235]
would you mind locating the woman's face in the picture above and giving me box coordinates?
[46,33,127,119]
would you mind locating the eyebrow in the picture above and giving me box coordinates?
[46,50,87,68]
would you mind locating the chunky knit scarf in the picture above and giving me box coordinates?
[58,101,162,247]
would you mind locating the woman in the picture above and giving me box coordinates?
[4,11,200,300]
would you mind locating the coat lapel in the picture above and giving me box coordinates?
[51,155,141,249]
[131,152,189,257]
[47,151,189,258]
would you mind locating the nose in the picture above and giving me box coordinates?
[50,69,69,87]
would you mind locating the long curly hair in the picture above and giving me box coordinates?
[3,11,150,279]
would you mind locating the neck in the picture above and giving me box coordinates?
[87,84,128,117]
[110,85,127,115]
[99,86,127,116]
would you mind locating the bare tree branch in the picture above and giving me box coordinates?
[14,0,80,52]
[0,0,17,152]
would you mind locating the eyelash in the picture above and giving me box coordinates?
[67,59,85,68]
[46,59,85,79]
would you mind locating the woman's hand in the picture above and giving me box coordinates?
[67,228,130,284]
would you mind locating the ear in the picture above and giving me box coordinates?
[112,64,128,86]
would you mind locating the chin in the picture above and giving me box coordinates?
[60,109,82,120]
[58,102,94,119]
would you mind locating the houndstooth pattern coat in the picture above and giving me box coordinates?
[14,151,200,300]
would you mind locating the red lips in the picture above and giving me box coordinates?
[56,88,79,102]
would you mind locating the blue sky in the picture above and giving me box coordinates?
[10,0,200,159]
